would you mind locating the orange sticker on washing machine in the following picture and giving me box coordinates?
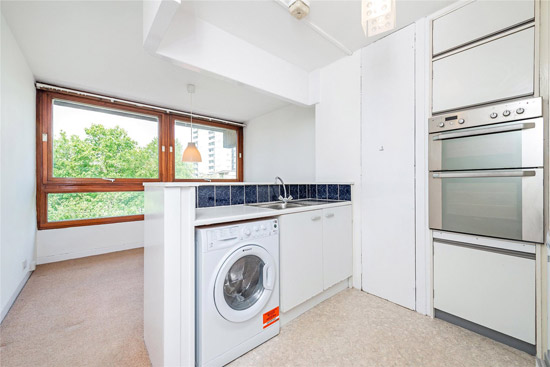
[263,306,279,325]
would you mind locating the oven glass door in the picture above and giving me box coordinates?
[429,118,543,171]
[429,169,543,243]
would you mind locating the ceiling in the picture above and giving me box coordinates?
[183,0,454,71]
[1,0,454,121]
[0,1,289,122]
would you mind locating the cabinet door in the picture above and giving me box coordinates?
[322,206,352,290]
[279,210,324,312]
[433,0,534,55]
[432,27,534,113]
[434,241,535,344]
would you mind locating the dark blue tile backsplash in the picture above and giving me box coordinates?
[289,185,299,200]
[327,184,339,200]
[268,185,280,201]
[195,183,351,208]
[231,185,244,205]
[257,185,269,203]
[197,186,215,208]
[316,184,328,199]
[245,185,257,204]
[215,186,230,206]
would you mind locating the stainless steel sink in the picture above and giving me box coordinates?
[249,202,305,210]
[291,199,338,206]
[248,199,340,210]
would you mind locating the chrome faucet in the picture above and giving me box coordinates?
[275,176,293,203]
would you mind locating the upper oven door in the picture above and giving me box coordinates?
[429,117,543,172]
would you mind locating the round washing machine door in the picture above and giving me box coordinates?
[214,244,276,323]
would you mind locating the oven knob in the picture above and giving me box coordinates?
[253,226,259,232]
[458,119,465,124]
[490,112,498,119]
[503,110,511,117]
[261,225,266,231]
[438,122,444,128]
[516,107,525,114]
[243,228,251,236]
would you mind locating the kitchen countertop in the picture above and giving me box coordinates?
[194,200,352,226]
[144,182,354,187]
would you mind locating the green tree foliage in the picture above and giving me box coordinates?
[49,124,194,221]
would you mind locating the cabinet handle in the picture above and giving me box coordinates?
[311,216,321,221]
[325,213,334,218]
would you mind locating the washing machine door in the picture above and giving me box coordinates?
[214,244,276,323]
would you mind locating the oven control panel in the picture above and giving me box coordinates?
[429,97,542,134]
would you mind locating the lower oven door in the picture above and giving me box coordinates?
[429,168,543,243]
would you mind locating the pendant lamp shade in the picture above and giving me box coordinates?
[182,83,202,162]
[182,142,202,162]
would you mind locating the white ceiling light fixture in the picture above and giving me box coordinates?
[182,84,202,163]
[288,0,310,20]
[361,0,396,37]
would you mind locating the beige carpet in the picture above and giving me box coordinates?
[0,249,150,367]
[0,249,536,367]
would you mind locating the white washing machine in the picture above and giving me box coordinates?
[196,218,280,367]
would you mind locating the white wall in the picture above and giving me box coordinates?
[36,221,144,264]
[314,52,362,289]
[244,104,315,182]
[0,14,37,321]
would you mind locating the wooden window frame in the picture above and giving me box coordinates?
[169,115,244,182]
[36,89,243,230]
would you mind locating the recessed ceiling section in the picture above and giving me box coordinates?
[146,0,455,106]
[1,0,289,122]
[180,1,348,71]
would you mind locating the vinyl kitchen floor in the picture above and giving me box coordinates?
[229,289,535,367]
[0,249,535,367]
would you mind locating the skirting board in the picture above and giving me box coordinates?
[280,279,350,326]
[37,242,143,264]
[435,309,536,356]
[1,271,31,323]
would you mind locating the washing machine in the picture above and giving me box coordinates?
[196,218,280,367]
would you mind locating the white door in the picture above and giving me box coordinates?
[361,24,416,310]
[279,210,323,312]
[214,245,276,322]
[322,206,352,290]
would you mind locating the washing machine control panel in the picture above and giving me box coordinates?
[205,219,278,251]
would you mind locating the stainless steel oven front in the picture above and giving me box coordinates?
[428,97,544,243]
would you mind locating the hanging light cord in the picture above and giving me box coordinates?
[190,92,194,142]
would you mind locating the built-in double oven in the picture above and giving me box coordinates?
[429,97,543,243]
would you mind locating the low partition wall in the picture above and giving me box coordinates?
[196,183,352,208]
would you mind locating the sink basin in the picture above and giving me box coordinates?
[292,199,338,206]
[249,202,305,210]
[248,199,341,210]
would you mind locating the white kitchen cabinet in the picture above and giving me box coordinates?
[434,240,535,344]
[432,0,534,55]
[279,210,324,312]
[322,206,352,290]
[279,205,352,312]
[432,26,534,113]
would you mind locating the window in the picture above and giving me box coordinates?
[173,119,241,180]
[52,100,159,179]
[37,89,243,229]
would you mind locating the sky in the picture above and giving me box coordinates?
[53,103,158,147]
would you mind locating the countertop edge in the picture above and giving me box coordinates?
[144,182,356,187]
[194,201,352,226]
